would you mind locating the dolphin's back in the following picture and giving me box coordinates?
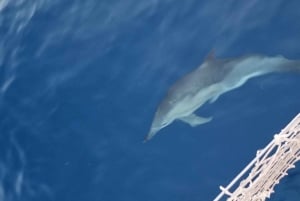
[166,55,300,103]
[166,60,229,101]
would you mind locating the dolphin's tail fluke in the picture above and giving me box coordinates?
[279,60,300,73]
[291,61,300,72]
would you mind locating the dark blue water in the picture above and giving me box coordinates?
[1,0,300,201]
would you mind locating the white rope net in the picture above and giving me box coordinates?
[213,113,300,201]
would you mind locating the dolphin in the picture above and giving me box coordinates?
[145,53,300,141]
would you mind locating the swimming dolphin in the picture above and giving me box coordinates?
[145,53,300,141]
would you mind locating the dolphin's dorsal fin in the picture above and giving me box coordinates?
[205,49,216,61]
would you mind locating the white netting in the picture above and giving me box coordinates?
[213,113,300,201]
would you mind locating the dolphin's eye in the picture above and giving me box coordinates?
[161,120,169,127]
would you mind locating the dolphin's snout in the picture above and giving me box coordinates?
[143,127,159,142]
[143,135,151,143]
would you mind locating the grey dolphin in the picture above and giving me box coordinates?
[145,54,300,141]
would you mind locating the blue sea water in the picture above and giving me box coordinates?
[0,0,300,201]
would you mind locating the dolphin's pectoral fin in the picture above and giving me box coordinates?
[179,114,212,127]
